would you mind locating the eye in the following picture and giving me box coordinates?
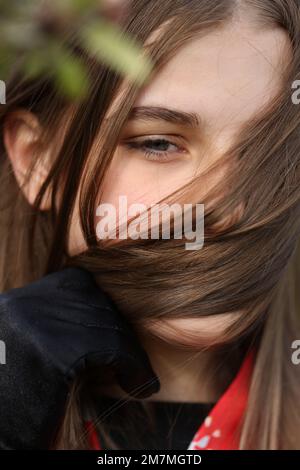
[123,137,187,162]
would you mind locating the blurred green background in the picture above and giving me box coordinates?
[0,0,153,99]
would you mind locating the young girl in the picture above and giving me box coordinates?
[0,0,300,450]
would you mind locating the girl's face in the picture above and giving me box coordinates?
[67,17,291,347]
[4,15,292,347]
[69,18,290,256]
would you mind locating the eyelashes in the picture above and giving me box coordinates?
[123,137,187,162]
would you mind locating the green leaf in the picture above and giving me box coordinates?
[51,0,99,15]
[23,50,49,79]
[81,18,153,86]
[52,47,90,99]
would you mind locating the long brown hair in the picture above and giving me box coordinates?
[0,0,300,450]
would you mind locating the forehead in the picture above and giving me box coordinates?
[133,22,291,133]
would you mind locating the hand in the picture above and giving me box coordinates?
[0,267,160,449]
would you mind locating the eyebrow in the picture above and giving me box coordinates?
[127,106,201,128]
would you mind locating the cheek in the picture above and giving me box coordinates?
[99,151,204,224]
[98,143,231,211]
[67,154,195,255]
[99,151,196,208]
[67,147,237,254]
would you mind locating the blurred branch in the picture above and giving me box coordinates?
[0,0,153,99]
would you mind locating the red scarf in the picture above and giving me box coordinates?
[86,348,255,450]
